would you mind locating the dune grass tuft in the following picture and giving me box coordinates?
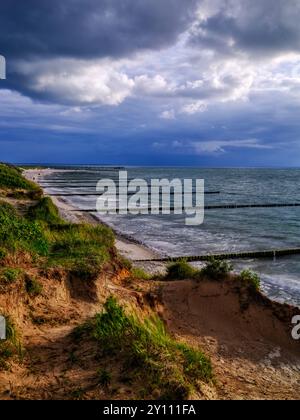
[0,268,23,285]
[27,197,62,225]
[81,296,213,399]
[47,223,115,277]
[0,163,40,192]
[0,200,49,256]
[166,260,199,280]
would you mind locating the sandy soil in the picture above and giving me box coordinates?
[161,279,300,400]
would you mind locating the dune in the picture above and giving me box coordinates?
[161,278,300,399]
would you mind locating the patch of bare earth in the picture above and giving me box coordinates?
[161,278,300,400]
[0,263,136,400]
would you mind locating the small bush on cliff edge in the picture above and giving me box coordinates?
[201,258,233,280]
[166,260,198,280]
[239,269,261,291]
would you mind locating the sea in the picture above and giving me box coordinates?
[35,166,300,308]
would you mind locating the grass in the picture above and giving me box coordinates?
[80,297,213,399]
[0,163,40,192]
[166,260,198,280]
[131,267,151,280]
[0,268,23,285]
[0,196,115,279]
[97,368,112,387]
[47,223,115,277]
[0,163,115,280]
[0,201,49,256]
[27,197,62,225]
[166,258,233,282]
[239,269,261,291]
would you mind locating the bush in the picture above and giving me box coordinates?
[0,268,23,284]
[166,260,198,280]
[87,297,213,399]
[25,275,43,297]
[201,258,233,280]
[131,267,151,280]
[0,201,49,256]
[239,270,261,291]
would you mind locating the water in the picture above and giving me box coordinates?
[39,166,300,307]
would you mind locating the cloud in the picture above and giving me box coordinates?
[190,0,300,58]
[2,0,300,167]
[161,138,274,155]
[0,0,199,60]
[181,100,207,114]
[2,0,300,111]
[11,58,136,106]
[160,110,176,120]
[191,139,273,154]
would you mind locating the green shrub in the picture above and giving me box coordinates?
[201,258,233,280]
[131,267,151,280]
[25,275,43,297]
[0,201,49,256]
[239,270,261,291]
[88,297,212,399]
[27,197,62,225]
[0,268,23,284]
[166,260,198,280]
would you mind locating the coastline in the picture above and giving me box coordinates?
[24,168,165,270]
[1,164,299,400]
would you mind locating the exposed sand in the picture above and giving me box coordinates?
[24,168,160,263]
[161,278,300,399]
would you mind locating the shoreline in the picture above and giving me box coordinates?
[23,168,300,305]
[24,169,165,268]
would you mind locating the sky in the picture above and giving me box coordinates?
[1,0,300,166]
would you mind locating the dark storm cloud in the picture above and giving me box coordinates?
[191,0,300,56]
[0,0,198,59]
